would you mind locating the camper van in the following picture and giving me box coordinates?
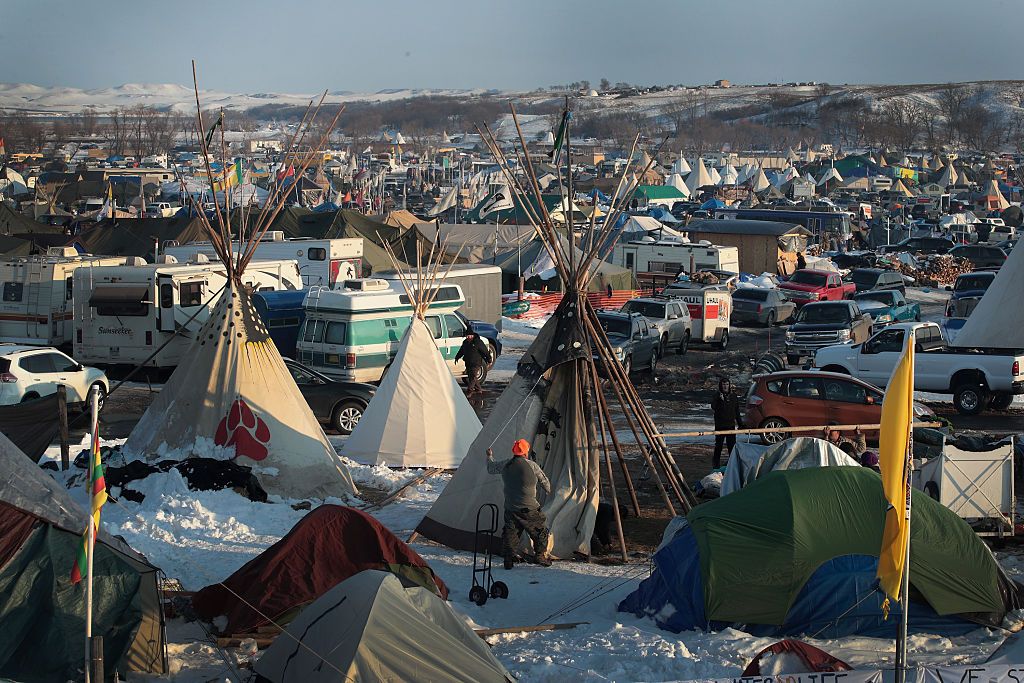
[0,248,127,347]
[162,232,363,289]
[297,279,488,383]
[73,255,302,368]
[374,263,503,330]
[611,241,740,283]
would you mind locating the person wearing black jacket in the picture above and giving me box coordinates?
[711,378,744,469]
[455,328,491,394]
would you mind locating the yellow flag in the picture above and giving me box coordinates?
[876,331,915,603]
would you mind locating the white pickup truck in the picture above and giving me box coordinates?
[813,322,1024,415]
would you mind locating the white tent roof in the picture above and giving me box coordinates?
[708,166,722,185]
[721,437,860,496]
[665,173,689,196]
[253,571,511,683]
[951,238,1024,349]
[750,168,772,193]
[983,179,1010,210]
[342,319,481,468]
[936,164,959,188]
[672,156,691,175]
[685,160,713,193]
[542,131,555,145]
[718,165,739,185]
[817,167,843,185]
[123,287,356,499]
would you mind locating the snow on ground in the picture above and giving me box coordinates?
[41,432,1010,682]
[490,316,547,382]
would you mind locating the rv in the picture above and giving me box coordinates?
[611,241,740,288]
[162,232,364,289]
[0,248,127,347]
[374,263,503,330]
[73,255,302,368]
[298,279,485,383]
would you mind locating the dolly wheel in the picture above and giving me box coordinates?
[490,581,509,599]
[469,586,488,606]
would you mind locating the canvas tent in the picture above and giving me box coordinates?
[193,506,446,636]
[0,432,165,680]
[491,235,636,293]
[253,571,512,683]
[413,222,534,263]
[720,437,861,496]
[950,237,1024,349]
[686,159,714,194]
[619,467,1021,638]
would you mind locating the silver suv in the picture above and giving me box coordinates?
[620,297,693,355]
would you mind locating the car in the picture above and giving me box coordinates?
[594,311,660,377]
[745,370,934,444]
[784,300,873,365]
[853,290,920,326]
[0,345,108,408]
[877,236,956,255]
[730,288,796,327]
[995,238,1017,253]
[283,358,376,435]
[946,244,1007,269]
[843,268,906,294]
[778,269,856,305]
[619,297,693,355]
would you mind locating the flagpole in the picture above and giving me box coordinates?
[84,385,99,683]
[895,331,916,683]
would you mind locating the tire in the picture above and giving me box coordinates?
[821,365,850,375]
[467,363,488,387]
[621,356,632,376]
[648,352,658,379]
[953,383,988,416]
[469,586,488,606]
[759,417,789,445]
[716,330,729,350]
[787,353,801,366]
[924,481,940,500]
[331,400,365,435]
[89,382,107,410]
[659,335,668,358]
[486,340,498,368]
[765,310,776,327]
[989,392,1013,411]
[20,392,39,403]
[490,581,509,599]
[676,331,690,355]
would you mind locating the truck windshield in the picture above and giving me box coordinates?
[796,305,851,324]
[789,271,828,286]
[621,302,665,318]
[954,275,994,293]
[599,318,631,337]
[855,292,894,305]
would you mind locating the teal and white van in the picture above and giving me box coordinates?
[297,279,475,383]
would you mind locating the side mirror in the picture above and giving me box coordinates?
[75,364,84,372]
[865,395,876,405]
[633,332,643,341]
[668,314,678,320]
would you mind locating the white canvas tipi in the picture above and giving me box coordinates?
[342,319,481,468]
[686,159,713,193]
[951,237,1024,349]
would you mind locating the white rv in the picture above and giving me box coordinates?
[612,240,740,278]
[162,232,364,289]
[0,247,127,347]
[73,255,302,368]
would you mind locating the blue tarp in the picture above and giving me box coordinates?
[619,526,979,639]
[648,206,680,224]
[590,188,611,203]
[312,201,339,213]
[700,199,726,210]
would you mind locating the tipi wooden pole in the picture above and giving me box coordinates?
[656,421,941,439]
[593,376,641,517]
[589,360,628,562]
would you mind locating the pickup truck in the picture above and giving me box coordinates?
[779,269,856,306]
[813,322,1024,415]
[785,301,873,364]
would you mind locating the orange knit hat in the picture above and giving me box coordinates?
[511,439,530,456]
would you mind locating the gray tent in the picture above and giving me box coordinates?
[253,570,512,682]
[720,437,861,496]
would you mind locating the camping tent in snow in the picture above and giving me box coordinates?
[122,95,356,501]
[0,432,165,679]
[193,506,446,636]
[253,571,512,683]
[950,236,1024,349]
[720,437,860,496]
[619,467,1021,638]
[341,248,482,468]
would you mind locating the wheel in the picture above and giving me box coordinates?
[331,400,365,435]
[787,353,801,366]
[648,352,658,379]
[765,310,776,327]
[659,335,668,358]
[759,417,789,444]
[821,365,850,375]
[89,382,106,410]
[924,481,940,500]
[989,392,1013,411]
[20,392,39,403]
[676,331,690,355]
[486,340,498,368]
[467,363,488,386]
[716,330,729,350]
[953,383,988,416]
[469,586,488,606]
[490,581,509,599]
[621,356,632,376]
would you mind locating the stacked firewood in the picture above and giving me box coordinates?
[885,254,973,286]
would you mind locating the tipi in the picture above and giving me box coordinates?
[123,72,356,500]
[417,109,694,561]
[342,244,482,468]
[686,159,713,193]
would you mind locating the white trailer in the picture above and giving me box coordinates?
[73,255,302,368]
[162,232,363,289]
[612,240,740,278]
[666,288,732,349]
[0,247,127,347]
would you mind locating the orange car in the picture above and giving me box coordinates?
[744,370,933,444]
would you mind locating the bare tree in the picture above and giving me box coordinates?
[936,83,971,144]
[959,104,1002,151]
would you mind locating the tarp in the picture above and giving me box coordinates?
[619,468,1018,638]
[0,431,165,680]
[721,437,861,496]
[193,505,446,636]
[490,235,636,293]
[253,571,511,683]
[0,203,64,236]
[0,394,60,463]
[413,222,534,264]
[75,216,207,258]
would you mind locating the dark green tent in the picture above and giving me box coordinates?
[0,203,64,237]
[75,216,208,258]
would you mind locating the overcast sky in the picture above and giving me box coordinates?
[1,0,1020,92]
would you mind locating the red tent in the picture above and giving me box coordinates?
[192,505,448,635]
[742,640,852,676]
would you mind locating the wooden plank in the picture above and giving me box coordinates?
[216,637,276,649]
[362,468,444,511]
[657,420,942,439]
[474,622,589,638]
